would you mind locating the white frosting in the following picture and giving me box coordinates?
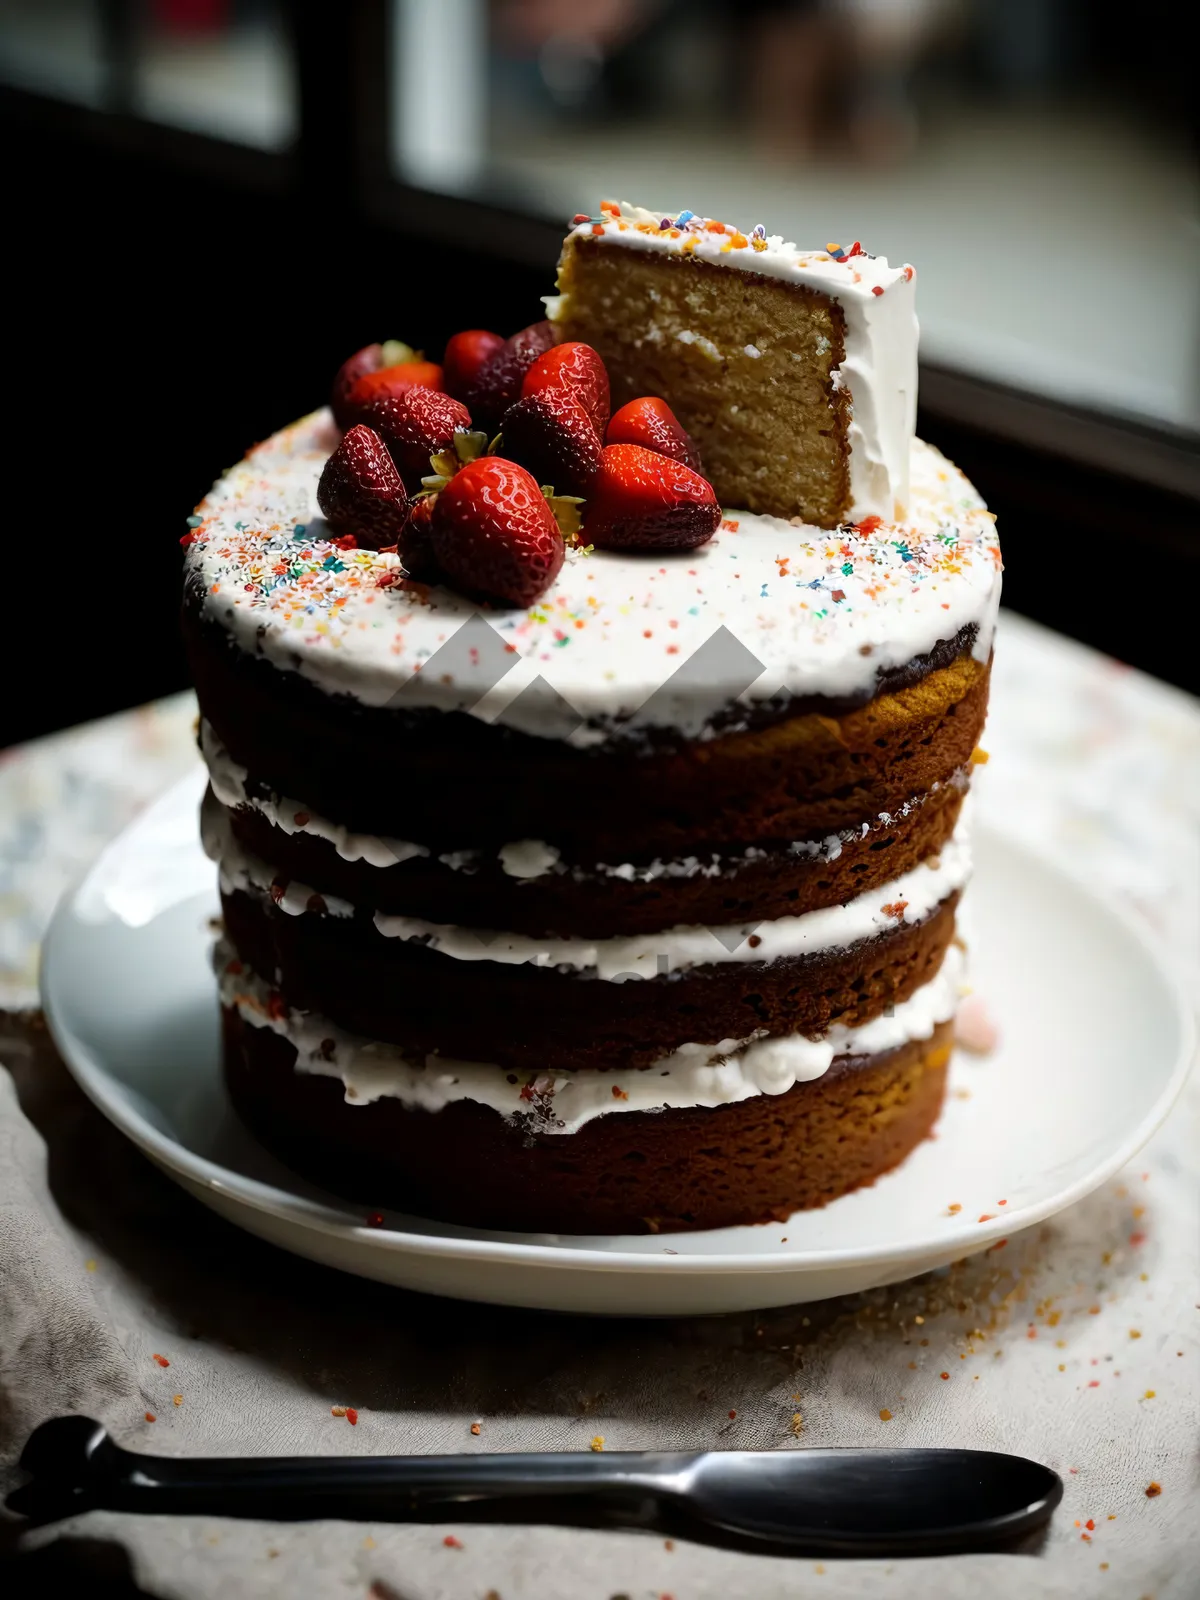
[217,939,964,1133]
[206,795,971,977]
[496,839,562,879]
[201,789,354,920]
[185,414,1000,743]
[554,202,918,521]
[200,719,966,884]
[201,720,429,871]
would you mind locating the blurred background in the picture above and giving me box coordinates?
[3,0,1197,744]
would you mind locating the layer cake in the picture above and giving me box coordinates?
[184,203,1002,1234]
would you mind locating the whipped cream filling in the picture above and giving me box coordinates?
[204,792,971,976]
[201,719,966,884]
[217,940,964,1133]
[552,201,918,522]
[201,721,430,871]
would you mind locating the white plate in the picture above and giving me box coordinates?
[41,769,1194,1317]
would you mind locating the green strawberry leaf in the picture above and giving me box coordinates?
[541,487,585,539]
[453,429,488,465]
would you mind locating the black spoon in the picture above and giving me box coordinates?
[8,1416,1061,1557]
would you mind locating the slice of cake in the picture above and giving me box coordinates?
[182,203,1001,1235]
[551,201,917,526]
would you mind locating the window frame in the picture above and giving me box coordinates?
[3,0,1195,501]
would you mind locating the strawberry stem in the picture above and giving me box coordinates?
[380,339,418,366]
[541,488,585,539]
[423,429,489,491]
[453,429,488,465]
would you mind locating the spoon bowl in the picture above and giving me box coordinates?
[677,1445,1061,1553]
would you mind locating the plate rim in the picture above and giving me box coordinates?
[40,771,1197,1279]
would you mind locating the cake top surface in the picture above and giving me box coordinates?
[554,202,919,522]
[184,411,1001,744]
[557,201,914,304]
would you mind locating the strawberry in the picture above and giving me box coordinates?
[522,341,610,436]
[398,493,439,582]
[465,320,557,431]
[331,343,381,430]
[442,329,505,403]
[317,425,409,549]
[606,395,701,472]
[361,386,473,492]
[330,339,419,429]
[583,444,720,552]
[497,389,601,497]
[431,458,565,607]
[345,360,444,425]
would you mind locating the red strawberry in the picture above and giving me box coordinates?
[317,425,409,550]
[465,321,557,431]
[331,343,382,430]
[606,396,702,472]
[346,360,444,424]
[522,341,610,436]
[432,458,565,607]
[443,329,505,402]
[584,444,720,552]
[498,389,600,498]
[399,493,439,582]
[362,387,473,491]
[330,340,420,429]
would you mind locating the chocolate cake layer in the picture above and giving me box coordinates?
[222,1008,953,1233]
[186,600,988,859]
[217,779,965,939]
[220,883,959,1072]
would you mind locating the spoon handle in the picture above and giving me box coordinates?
[118,1445,682,1522]
[12,1419,686,1526]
